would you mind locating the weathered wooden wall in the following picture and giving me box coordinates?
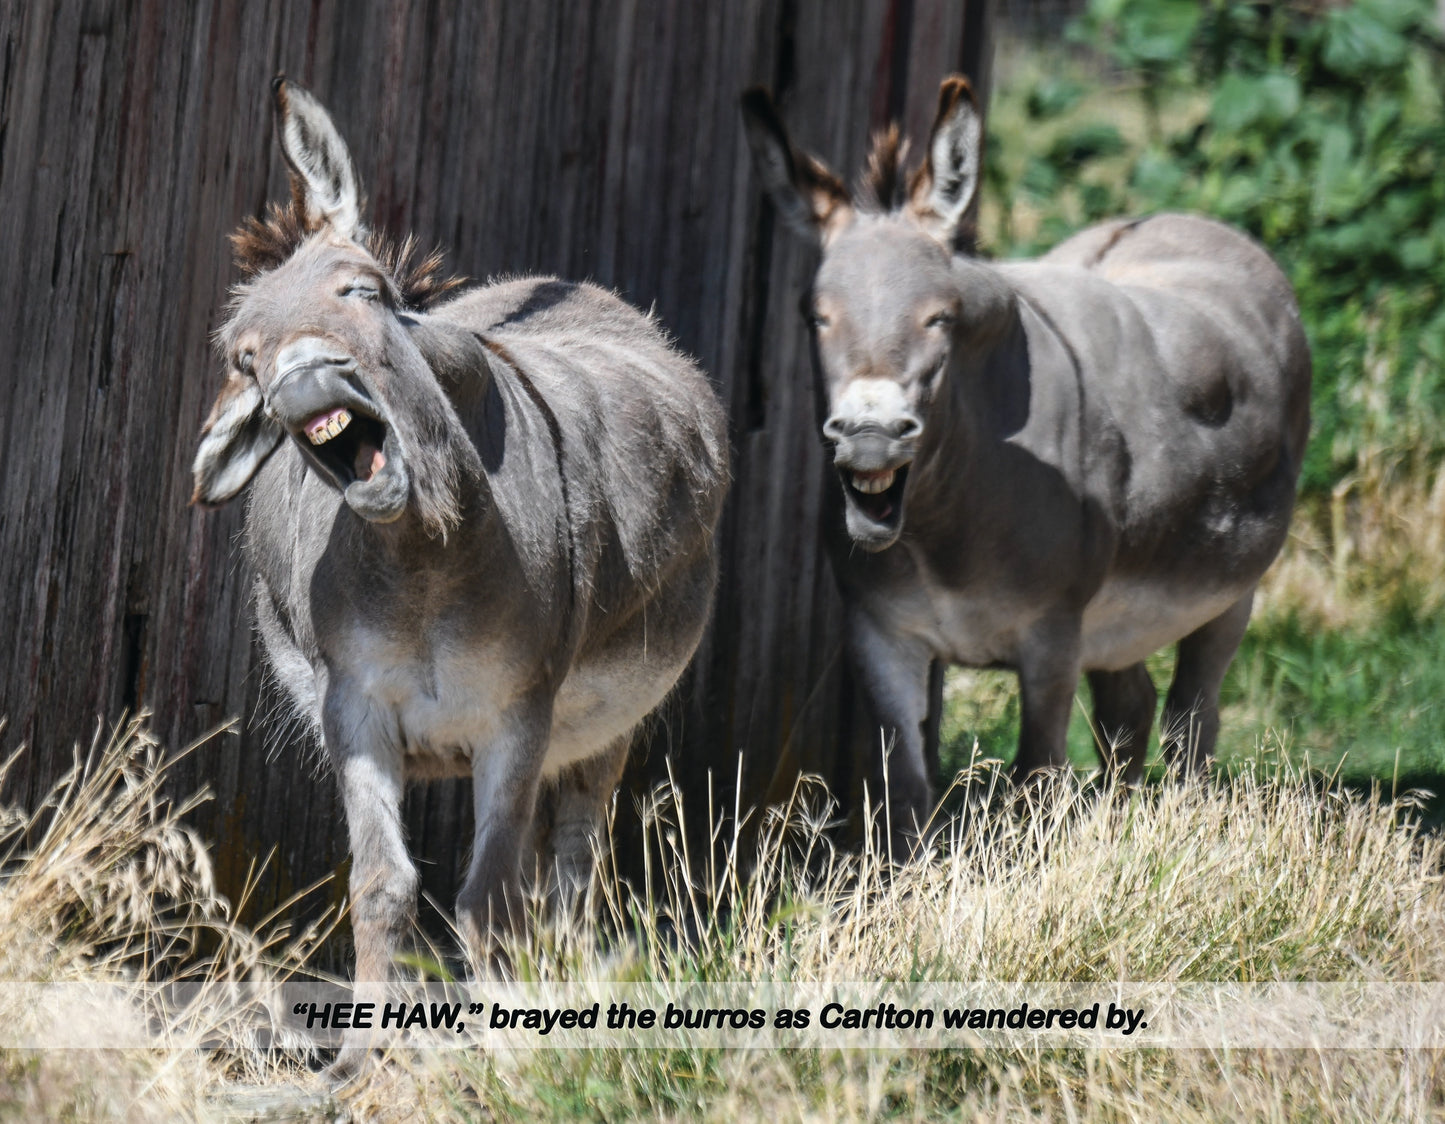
[0,0,989,936]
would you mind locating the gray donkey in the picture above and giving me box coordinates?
[743,77,1310,845]
[192,80,728,999]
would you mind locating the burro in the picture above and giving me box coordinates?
[742,77,1310,850]
[191,79,728,1069]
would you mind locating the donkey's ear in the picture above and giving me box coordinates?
[272,77,362,239]
[909,76,983,246]
[740,88,852,244]
[191,376,283,507]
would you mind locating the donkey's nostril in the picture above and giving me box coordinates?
[823,415,922,443]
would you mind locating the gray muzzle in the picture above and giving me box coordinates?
[822,417,921,471]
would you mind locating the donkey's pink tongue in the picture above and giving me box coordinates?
[354,442,386,482]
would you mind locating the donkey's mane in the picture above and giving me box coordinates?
[856,125,910,212]
[230,199,469,310]
[854,123,979,252]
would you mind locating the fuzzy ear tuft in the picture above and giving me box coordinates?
[740,87,852,244]
[191,376,282,507]
[272,76,362,239]
[908,76,983,247]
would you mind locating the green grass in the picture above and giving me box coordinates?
[1227,610,1445,781]
[380,752,1445,1122]
[938,610,1445,819]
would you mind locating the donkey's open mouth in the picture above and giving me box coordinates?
[287,397,409,523]
[303,405,390,485]
[841,462,910,539]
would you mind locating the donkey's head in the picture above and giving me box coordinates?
[192,79,469,534]
[743,77,1012,551]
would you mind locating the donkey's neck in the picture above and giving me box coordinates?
[325,317,498,555]
[908,276,1030,513]
[403,315,496,413]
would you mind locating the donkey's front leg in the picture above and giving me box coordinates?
[458,692,554,973]
[339,749,417,983]
[326,698,417,1077]
[846,607,935,859]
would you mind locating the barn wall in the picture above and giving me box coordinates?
[0,0,988,931]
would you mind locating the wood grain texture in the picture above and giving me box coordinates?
[0,0,989,944]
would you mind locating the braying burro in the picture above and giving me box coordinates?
[741,77,1310,847]
[191,80,728,1010]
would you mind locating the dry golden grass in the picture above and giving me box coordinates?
[376,757,1445,1122]
[1,717,1442,1121]
[0,717,336,1122]
[1256,458,1445,633]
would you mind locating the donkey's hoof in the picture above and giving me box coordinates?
[324,1043,372,1092]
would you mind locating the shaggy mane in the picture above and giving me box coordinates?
[229,199,469,310]
[857,125,909,212]
[853,123,979,251]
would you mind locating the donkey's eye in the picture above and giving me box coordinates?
[237,350,256,376]
[925,311,955,331]
[804,309,830,330]
[341,282,381,301]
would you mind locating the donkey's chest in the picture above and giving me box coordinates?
[329,625,524,759]
[865,569,1044,668]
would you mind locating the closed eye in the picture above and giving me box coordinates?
[924,310,954,330]
[340,281,381,301]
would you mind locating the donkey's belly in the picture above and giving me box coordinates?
[1080,578,1249,670]
[545,555,716,774]
[546,655,682,774]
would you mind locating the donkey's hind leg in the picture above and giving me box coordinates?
[1161,590,1255,774]
[530,734,633,914]
[1087,662,1157,783]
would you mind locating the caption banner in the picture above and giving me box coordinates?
[3,982,1443,1050]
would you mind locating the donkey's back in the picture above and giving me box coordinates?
[422,277,727,779]
[1043,212,1310,402]
[1001,212,1311,581]
[433,276,728,623]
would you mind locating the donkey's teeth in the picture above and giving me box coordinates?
[852,470,896,494]
[305,408,352,445]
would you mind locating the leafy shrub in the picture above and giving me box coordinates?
[987,0,1445,495]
